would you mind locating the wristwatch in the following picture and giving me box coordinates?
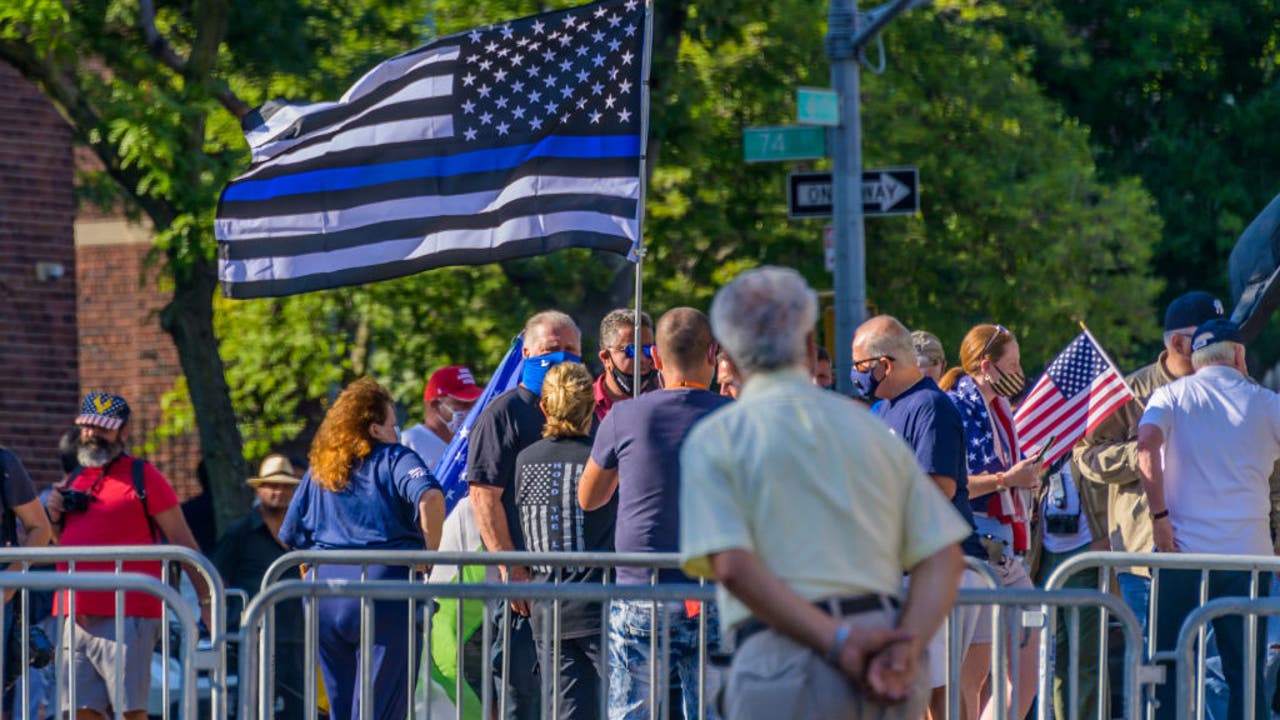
[1150,509,1170,520]
[826,622,852,665]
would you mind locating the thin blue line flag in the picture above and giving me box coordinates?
[217,0,647,299]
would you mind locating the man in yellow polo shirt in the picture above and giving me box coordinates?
[680,266,970,719]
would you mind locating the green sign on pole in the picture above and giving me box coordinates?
[743,125,827,162]
[797,87,839,126]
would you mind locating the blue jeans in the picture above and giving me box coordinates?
[1118,572,1150,636]
[607,600,720,720]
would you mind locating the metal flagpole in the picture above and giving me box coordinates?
[633,0,655,392]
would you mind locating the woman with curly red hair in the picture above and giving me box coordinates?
[281,377,446,720]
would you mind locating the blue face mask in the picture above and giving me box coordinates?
[521,351,581,395]
[850,364,883,399]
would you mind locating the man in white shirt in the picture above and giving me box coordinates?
[1138,318,1280,720]
[402,366,483,469]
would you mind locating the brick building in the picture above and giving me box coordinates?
[0,62,80,488]
[0,61,201,496]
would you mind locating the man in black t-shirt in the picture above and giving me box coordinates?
[468,309,582,720]
[853,315,991,720]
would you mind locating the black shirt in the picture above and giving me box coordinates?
[212,509,301,635]
[514,436,617,637]
[466,385,545,550]
[877,377,985,558]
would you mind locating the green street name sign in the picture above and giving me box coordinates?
[743,125,827,162]
[797,87,839,126]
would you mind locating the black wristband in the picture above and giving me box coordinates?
[1150,509,1170,520]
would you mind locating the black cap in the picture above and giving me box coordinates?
[1164,291,1225,332]
[1191,319,1243,352]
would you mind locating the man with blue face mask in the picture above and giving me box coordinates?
[853,316,991,719]
[402,366,483,470]
[468,309,581,719]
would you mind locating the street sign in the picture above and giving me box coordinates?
[797,87,839,126]
[788,168,919,218]
[743,125,827,162]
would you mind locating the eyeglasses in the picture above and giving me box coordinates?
[611,343,655,360]
[980,325,1009,358]
[851,355,894,372]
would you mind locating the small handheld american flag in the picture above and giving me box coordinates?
[1014,328,1134,466]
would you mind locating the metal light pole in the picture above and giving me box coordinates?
[828,0,928,395]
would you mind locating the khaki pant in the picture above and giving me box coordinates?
[723,608,929,720]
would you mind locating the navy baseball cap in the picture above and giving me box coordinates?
[1164,291,1224,331]
[76,392,131,430]
[1191,319,1243,352]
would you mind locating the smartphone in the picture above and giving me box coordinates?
[1033,434,1057,463]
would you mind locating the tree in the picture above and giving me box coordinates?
[0,0,438,530]
[994,0,1280,367]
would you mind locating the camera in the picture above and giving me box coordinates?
[60,488,95,513]
[5,624,54,671]
[1045,514,1080,535]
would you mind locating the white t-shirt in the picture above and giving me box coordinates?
[402,424,449,471]
[1040,461,1092,554]
[1139,365,1280,555]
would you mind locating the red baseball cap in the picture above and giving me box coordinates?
[424,366,483,403]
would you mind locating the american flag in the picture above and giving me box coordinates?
[216,0,647,299]
[1014,330,1133,466]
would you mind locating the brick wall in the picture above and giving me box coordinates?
[0,62,80,489]
[76,224,203,499]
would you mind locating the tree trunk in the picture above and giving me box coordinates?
[161,256,250,534]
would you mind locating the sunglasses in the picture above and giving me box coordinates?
[612,343,655,360]
[980,325,1009,358]
[851,355,894,372]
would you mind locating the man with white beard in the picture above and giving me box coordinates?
[46,392,208,720]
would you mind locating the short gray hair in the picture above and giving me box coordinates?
[1191,341,1238,370]
[525,310,579,344]
[709,266,817,375]
[860,316,916,364]
[598,308,653,349]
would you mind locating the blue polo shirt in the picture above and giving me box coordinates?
[877,376,984,558]
[281,443,440,551]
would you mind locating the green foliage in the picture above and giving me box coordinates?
[994,0,1280,366]
[642,0,1162,370]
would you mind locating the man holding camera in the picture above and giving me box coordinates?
[47,392,208,720]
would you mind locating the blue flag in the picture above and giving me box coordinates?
[433,334,525,511]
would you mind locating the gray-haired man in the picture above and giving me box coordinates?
[680,267,969,719]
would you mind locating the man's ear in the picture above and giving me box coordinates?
[598,348,613,370]
[651,345,665,372]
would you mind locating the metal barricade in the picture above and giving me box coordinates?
[0,546,228,720]
[1044,550,1280,720]
[1175,596,1280,720]
[239,579,717,720]
[262,549,693,720]
[0,570,200,720]
[951,588,1145,720]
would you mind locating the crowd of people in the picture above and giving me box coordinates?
[3,266,1280,720]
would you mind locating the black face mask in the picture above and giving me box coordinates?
[610,365,658,396]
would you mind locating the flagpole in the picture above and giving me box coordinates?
[1078,320,1139,403]
[633,0,655,393]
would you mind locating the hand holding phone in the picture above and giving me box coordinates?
[1033,434,1058,464]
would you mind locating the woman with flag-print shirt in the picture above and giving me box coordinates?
[940,323,1043,720]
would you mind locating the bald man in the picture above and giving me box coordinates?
[852,315,990,720]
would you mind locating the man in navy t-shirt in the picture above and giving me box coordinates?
[579,307,729,720]
[853,316,991,720]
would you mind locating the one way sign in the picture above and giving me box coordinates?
[788,169,919,219]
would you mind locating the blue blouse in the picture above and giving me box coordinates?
[280,443,441,551]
